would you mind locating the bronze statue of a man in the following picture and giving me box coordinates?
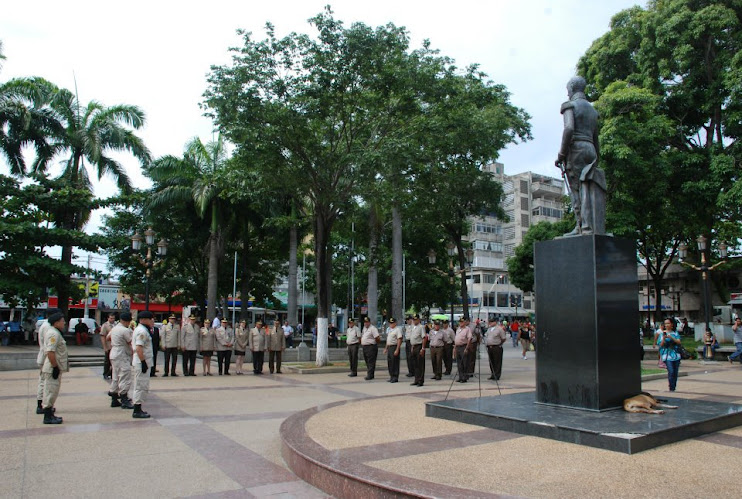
[555,76,605,236]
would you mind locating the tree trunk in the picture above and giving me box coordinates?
[367,206,379,324]
[206,230,220,322]
[314,210,331,366]
[391,204,403,320]
[652,274,663,327]
[239,242,251,322]
[288,223,298,328]
[456,238,470,318]
[57,244,73,320]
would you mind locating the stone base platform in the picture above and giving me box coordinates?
[426,391,742,454]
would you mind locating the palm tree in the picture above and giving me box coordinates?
[146,136,230,321]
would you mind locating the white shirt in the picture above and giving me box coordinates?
[132,324,153,366]
[283,325,293,337]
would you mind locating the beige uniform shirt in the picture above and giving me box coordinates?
[36,320,51,366]
[132,324,153,366]
[248,327,267,352]
[443,327,455,345]
[361,325,379,345]
[234,327,249,351]
[428,328,445,347]
[269,326,286,350]
[109,324,133,361]
[346,326,361,345]
[180,323,200,350]
[100,321,114,351]
[162,323,180,349]
[42,326,69,373]
[200,327,216,351]
[408,324,426,345]
[385,326,403,347]
[215,327,231,351]
[485,326,507,346]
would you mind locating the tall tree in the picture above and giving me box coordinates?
[146,136,229,321]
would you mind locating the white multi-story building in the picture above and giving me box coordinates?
[464,163,566,321]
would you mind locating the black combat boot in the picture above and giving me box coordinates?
[43,407,63,424]
[119,393,134,409]
[36,399,43,414]
[110,392,122,408]
[132,404,150,419]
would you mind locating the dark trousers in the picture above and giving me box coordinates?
[430,346,443,379]
[387,347,400,380]
[103,350,112,378]
[347,343,359,375]
[666,359,680,391]
[165,348,178,375]
[286,335,293,348]
[412,344,425,385]
[466,342,478,375]
[405,340,413,375]
[487,344,504,379]
[182,350,197,375]
[455,345,468,381]
[269,350,282,373]
[443,343,453,374]
[363,344,378,379]
[217,350,232,374]
[252,350,265,374]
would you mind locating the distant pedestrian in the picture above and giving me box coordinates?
[510,320,520,347]
[658,318,681,391]
[485,319,507,380]
[518,323,531,360]
[346,318,360,377]
[728,317,742,364]
[283,321,294,348]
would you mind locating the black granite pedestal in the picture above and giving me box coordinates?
[426,392,742,454]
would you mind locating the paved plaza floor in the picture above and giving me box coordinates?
[1,344,740,498]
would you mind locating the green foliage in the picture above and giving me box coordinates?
[0,174,94,309]
[506,217,574,293]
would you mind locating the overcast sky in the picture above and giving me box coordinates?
[1,0,643,271]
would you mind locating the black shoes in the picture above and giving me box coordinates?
[132,404,150,419]
[36,400,43,414]
[43,407,63,424]
[120,394,134,410]
[348,373,357,377]
[406,373,414,377]
[364,376,374,380]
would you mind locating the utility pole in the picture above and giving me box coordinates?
[83,253,91,319]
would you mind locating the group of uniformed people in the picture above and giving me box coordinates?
[345,314,511,385]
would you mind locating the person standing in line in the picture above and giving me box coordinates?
[40,312,68,424]
[361,317,380,380]
[34,308,60,415]
[233,319,249,375]
[162,314,180,376]
[149,318,160,377]
[454,318,472,382]
[408,314,427,386]
[729,317,742,364]
[442,319,455,376]
[466,318,481,377]
[283,320,294,348]
[215,319,233,375]
[404,316,415,378]
[428,320,445,381]
[199,319,215,375]
[249,320,267,374]
[100,313,116,380]
[180,314,199,376]
[383,318,403,383]
[346,318,361,377]
[658,318,682,391]
[108,311,134,410]
[268,320,286,374]
[131,311,154,419]
[485,319,507,380]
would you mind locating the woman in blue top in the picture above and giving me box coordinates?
[658,318,682,391]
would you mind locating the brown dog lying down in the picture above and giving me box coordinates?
[623,392,679,414]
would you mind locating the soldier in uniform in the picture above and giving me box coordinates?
[199,319,215,376]
[233,319,249,374]
[100,313,116,380]
[442,319,455,375]
[485,318,507,380]
[383,318,403,383]
[404,316,414,378]
[162,314,180,376]
[555,75,604,236]
[180,314,199,376]
[131,310,154,419]
[409,314,427,386]
[35,308,60,415]
[149,318,160,377]
[215,318,233,375]
[466,318,481,377]
[428,320,445,381]
[41,312,68,424]
[454,318,472,382]
[249,320,267,374]
[346,318,361,377]
[108,311,134,409]
[361,317,380,380]
[268,320,286,374]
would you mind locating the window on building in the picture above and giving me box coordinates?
[521,214,529,227]
[520,180,529,192]
[497,292,510,307]
[521,197,529,211]
[473,274,481,283]
[483,274,496,284]
[523,300,532,309]
[503,227,515,240]
[504,244,515,257]
[496,274,508,284]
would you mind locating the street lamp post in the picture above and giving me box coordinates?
[678,236,727,332]
[131,228,168,312]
